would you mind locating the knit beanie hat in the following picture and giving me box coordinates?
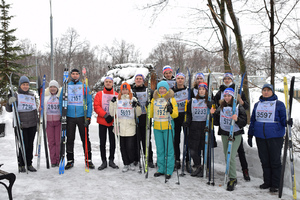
[104,77,113,82]
[223,88,235,97]
[19,76,30,86]
[119,82,132,100]
[195,73,205,80]
[163,65,173,74]
[49,80,60,89]
[135,74,145,81]
[71,68,80,74]
[176,73,185,79]
[198,82,208,91]
[262,83,274,94]
[223,73,234,81]
[157,81,169,91]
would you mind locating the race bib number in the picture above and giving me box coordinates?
[220,106,240,132]
[117,99,134,119]
[192,98,207,121]
[18,94,37,112]
[102,92,115,115]
[154,98,168,122]
[256,101,276,123]
[174,89,188,112]
[47,96,60,115]
[136,91,147,114]
[68,85,83,106]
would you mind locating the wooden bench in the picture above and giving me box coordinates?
[0,165,16,200]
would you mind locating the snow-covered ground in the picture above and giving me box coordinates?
[0,88,299,200]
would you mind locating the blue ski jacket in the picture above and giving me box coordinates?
[59,80,92,118]
[248,94,286,139]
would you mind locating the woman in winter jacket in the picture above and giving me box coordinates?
[185,82,211,177]
[211,87,247,191]
[109,82,142,172]
[150,81,178,179]
[247,84,287,193]
[44,80,62,167]
[6,76,39,172]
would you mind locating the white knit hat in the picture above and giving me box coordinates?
[49,80,60,89]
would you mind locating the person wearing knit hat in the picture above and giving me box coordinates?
[172,72,189,170]
[131,73,155,168]
[214,72,251,182]
[44,80,62,167]
[94,75,119,170]
[183,81,214,177]
[191,73,205,98]
[6,75,39,172]
[150,80,179,179]
[109,82,142,172]
[248,83,288,192]
[161,65,176,89]
[59,68,95,170]
[211,86,247,191]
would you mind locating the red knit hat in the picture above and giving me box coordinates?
[118,82,133,100]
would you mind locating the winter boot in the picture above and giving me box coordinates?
[27,165,37,172]
[65,161,74,170]
[122,165,129,172]
[129,163,135,171]
[227,178,237,191]
[269,187,278,193]
[109,160,119,169]
[148,162,155,168]
[165,174,171,179]
[98,160,107,170]
[133,161,138,166]
[86,160,95,169]
[19,166,26,173]
[154,172,164,177]
[191,165,203,177]
[243,169,250,181]
[259,183,270,189]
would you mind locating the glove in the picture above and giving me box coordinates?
[8,96,16,105]
[145,101,150,107]
[104,114,113,123]
[84,118,91,127]
[247,135,253,147]
[286,118,293,127]
[132,100,138,108]
[166,102,173,114]
[111,96,117,103]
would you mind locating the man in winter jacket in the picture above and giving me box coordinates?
[161,65,176,89]
[94,77,119,170]
[59,69,94,170]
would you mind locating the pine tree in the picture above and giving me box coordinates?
[0,0,31,99]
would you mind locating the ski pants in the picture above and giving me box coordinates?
[256,137,283,188]
[154,123,175,175]
[66,117,92,162]
[134,122,153,163]
[18,126,36,166]
[46,120,61,165]
[98,124,115,162]
[120,135,136,165]
[237,137,248,170]
[174,113,184,161]
[221,134,242,180]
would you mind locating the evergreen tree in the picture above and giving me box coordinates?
[0,0,31,99]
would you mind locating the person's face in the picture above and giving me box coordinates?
[262,88,273,98]
[20,83,29,91]
[176,76,185,86]
[224,94,233,103]
[159,87,167,95]
[198,87,206,96]
[122,88,129,95]
[164,70,173,80]
[135,76,144,87]
[104,79,113,89]
[223,77,232,85]
[196,77,204,84]
[49,86,58,94]
[71,72,80,80]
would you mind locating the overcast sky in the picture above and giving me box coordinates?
[8,0,192,59]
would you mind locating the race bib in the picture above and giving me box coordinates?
[191,98,207,122]
[47,95,60,115]
[136,90,147,114]
[220,106,240,132]
[154,98,168,122]
[17,94,37,112]
[68,85,83,106]
[256,100,276,123]
[102,92,115,115]
[193,88,198,97]
[117,99,134,119]
[174,89,188,112]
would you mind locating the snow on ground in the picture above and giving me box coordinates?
[0,88,300,200]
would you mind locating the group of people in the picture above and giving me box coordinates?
[6,65,291,193]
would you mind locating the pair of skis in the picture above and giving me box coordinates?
[279,76,296,199]
[145,72,152,178]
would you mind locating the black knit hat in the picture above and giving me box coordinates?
[71,68,80,74]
